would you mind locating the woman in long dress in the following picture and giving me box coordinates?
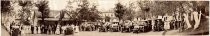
[191,11,201,30]
[61,26,66,34]
[75,25,79,33]
[163,16,171,30]
[164,21,170,30]
[34,26,37,34]
[183,13,192,30]
[38,26,41,34]
[55,25,60,34]
[21,25,25,36]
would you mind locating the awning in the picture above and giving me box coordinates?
[37,18,70,21]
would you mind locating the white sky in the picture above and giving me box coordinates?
[48,0,137,11]
[97,0,117,11]
[49,0,69,10]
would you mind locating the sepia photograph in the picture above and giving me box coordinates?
[1,0,209,36]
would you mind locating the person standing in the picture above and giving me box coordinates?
[183,12,191,30]
[44,25,48,34]
[181,7,202,32]
[41,25,44,34]
[38,26,41,34]
[173,8,181,30]
[52,25,56,34]
[10,24,13,34]
[61,25,66,34]
[36,26,38,34]
[48,25,52,34]
[55,25,60,34]
[31,26,34,34]
[60,26,62,34]
[75,25,79,33]
[191,11,201,30]
[34,26,37,34]
[164,16,171,30]
[21,25,25,36]
[174,12,180,29]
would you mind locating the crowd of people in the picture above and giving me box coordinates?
[9,8,207,35]
[9,24,80,36]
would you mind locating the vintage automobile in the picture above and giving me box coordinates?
[132,22,141,33]
[94,22,102,31]
[121,21,133,32]
[144,20,152,32]
[99,22,110,32]
[132,20,153,33]
[109,22,120,32]
[80,22,96,31]
[99,25,108,32]
[153,19,164,31]
[84,24,93,31]
[138,20,147,32]
[80,24,86,31]
[90,22,97,31]
[11,25,21,36]
[64,26,74,35]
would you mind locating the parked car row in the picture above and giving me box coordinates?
[97,20,154,33]
[79,19,167,33]
[64,26,74,35]
[80,22,100,31]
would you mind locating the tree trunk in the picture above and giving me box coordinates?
[41,12,45,25]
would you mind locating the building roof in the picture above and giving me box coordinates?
[37,18,70,21]
[36,10,70,18]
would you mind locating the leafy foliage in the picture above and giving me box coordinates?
[36,1,50,18]
[35,0,50,25]
[18,1,33,25]
[114,3,126,20]
[77,0,101,22]
[1,1,13,13]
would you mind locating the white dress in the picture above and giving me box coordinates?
[164,21,170,30]
[55,27,60,34]
[184,14,192,29]
[34,27,37,34]
[21,26,25,35]
[192,12,201,29]
[75,26,79,33]
[61,26,66,34]
[38,27,41,34]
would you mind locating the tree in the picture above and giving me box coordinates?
[36,0,50,25]
[1,1,13,13]
[62,0,101,25]
[1,1,14,25]
[123,2,136,20]
[67,0,80,24]
[18,1,33,25]
[88,5,101,21]
[147,1,185,16]
[114,3,126,21]
[77,0,101,22]
[63,0,81,25]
